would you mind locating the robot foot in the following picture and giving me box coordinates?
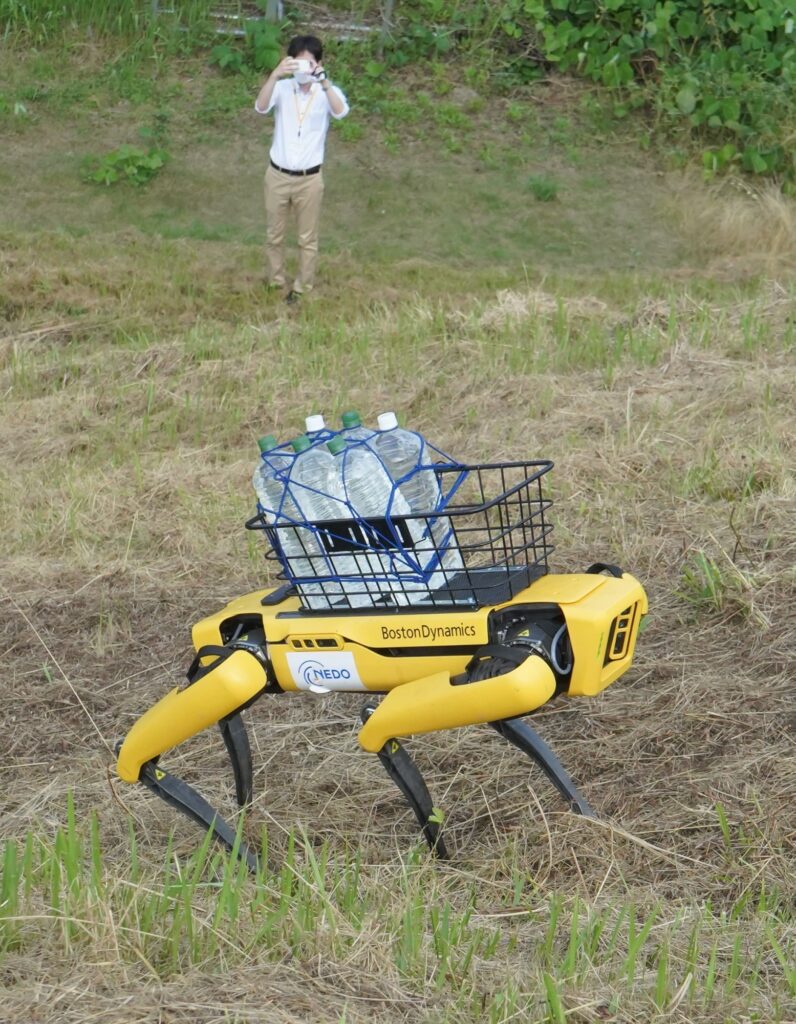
[490,717,596,818]
[361,703,448,858]
[218,712,254,807]
[139,760,259,872]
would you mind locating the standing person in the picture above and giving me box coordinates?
[255,35,349,304]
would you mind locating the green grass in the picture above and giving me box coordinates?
[0,0,215,45]
[2,804,794,1020]
[527,174,560,202]
[0,40,689,273]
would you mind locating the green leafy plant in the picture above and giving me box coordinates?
[337,118,364,143]
[385,0,795,182]
[245,18,281,72]
[81,144,169,187]
[383,0,473,66]
[505,0,795,180]
[434,101,469,130]
[677,548,765,625]
[208,19,281,76]
[505,100,525,123]
[678,551,732,613]
[210,41,246,75]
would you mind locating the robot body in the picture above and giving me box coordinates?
[116,567,647,866]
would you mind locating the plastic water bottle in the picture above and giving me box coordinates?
[373,412,464,589]
[253,435,321,605]
[340,409,373,444]
[290,434,348,519]
[291,435,368,608]
[253,435,292,512]
[336,436,427,604]
[325,437,389,601]
[339,438,411,518]
[372,414,437,509]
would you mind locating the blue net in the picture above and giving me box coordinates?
[248,449,554,611]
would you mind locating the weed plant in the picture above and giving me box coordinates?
[527,174,559,202]
[81,144,169,187]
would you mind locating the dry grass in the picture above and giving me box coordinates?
[474,288,611,332]
[671,174,796,275]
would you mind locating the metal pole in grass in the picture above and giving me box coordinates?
[379,0,396,57]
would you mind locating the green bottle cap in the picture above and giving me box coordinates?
[291,434,312,453]
[257,434,278,453]
[327,436,346,455]
[341,410,362,428]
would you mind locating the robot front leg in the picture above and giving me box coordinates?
[116,644,270,870]
[218,712,254,807]
[138,760,259,872]
[358,651,563,856]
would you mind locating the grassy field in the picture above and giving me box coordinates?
[2,37,796,1024]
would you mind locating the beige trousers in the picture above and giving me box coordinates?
[264,165,325,293]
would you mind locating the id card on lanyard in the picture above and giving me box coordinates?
[293,85,318,139]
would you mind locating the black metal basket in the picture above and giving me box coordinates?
[245,460,554,611]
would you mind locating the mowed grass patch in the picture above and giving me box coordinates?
[0,40,692,275]
[2,240,793,844]
[1,121,686,271]
[3,230,793,585]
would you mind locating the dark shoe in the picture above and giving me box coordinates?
[285,290,301,305]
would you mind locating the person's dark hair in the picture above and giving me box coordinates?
[287,35,323,62]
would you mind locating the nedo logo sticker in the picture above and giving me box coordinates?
[286,651,366,693]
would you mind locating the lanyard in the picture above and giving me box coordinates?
[293,85,318,138]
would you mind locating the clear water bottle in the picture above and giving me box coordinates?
[326,437,388,602]
[253,435,292,512]
[253,435,321,605]
[291,434,348,519]
[336,436,426,604]
[340,409,373,444]
[291,435,368,608]
[373,412,464,590]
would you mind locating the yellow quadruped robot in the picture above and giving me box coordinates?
[116,456,647,868]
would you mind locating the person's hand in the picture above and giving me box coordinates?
[312,64,328,85]
[273,56,298,78]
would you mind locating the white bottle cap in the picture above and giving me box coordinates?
[377,411,398,431]
[305,414,325,433]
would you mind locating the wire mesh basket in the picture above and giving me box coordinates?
[246,460,554,611]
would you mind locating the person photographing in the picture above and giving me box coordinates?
[255,35,350,303]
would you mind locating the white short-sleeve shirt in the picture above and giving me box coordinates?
[255,78,349,171]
